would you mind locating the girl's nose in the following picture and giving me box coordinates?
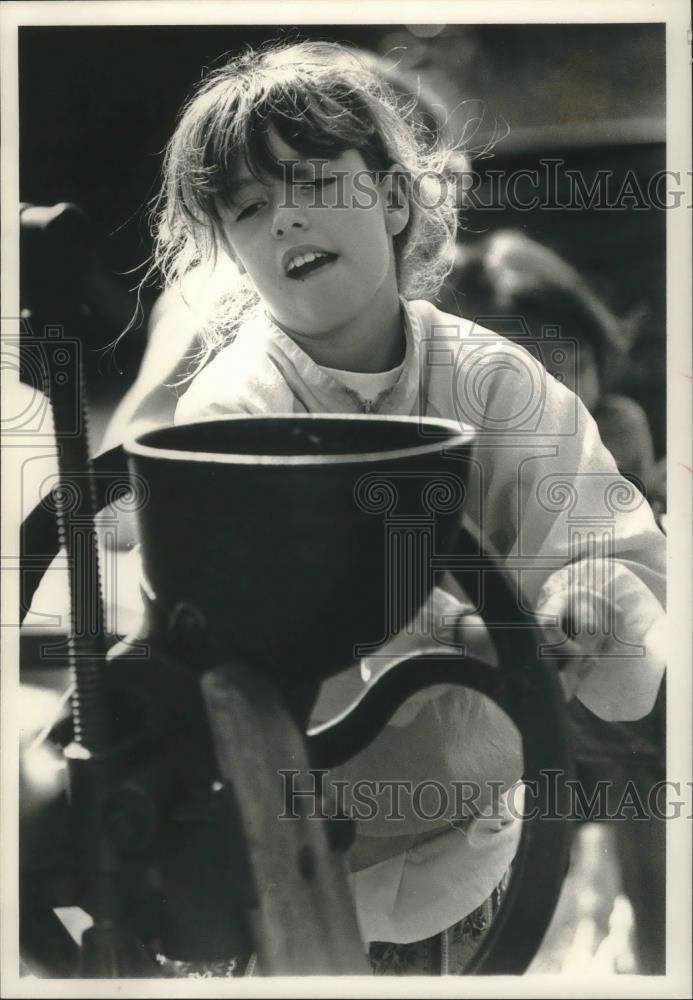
[272,205,309,239]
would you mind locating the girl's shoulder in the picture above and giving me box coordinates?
[174,316,295,424]
[408,297,544,385]
[407,298,513,354]
[407,298,577,432]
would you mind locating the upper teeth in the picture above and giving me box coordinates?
[287,251,328,274]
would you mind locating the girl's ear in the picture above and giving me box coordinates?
[380,164,410,237]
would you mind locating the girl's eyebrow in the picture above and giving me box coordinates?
[289,159,334,180]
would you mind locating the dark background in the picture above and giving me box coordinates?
[18,22,667,454]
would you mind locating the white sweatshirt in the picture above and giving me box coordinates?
[175,297,666,942]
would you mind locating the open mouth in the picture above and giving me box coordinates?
[286,251,338,280]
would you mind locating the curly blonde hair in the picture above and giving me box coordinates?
[149,39,460,370]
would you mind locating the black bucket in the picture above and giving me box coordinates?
[125,414,475,682]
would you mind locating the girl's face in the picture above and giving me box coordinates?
[219,132,409,347]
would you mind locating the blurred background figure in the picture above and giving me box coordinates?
[441,229,656,486]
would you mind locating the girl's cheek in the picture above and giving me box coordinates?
[223,244,246,276]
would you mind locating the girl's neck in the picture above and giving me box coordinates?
[273,294,406,374]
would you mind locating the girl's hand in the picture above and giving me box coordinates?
[536,587,613,702]
[535,564,665,716]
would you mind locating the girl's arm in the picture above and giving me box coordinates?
[457,337,665,722]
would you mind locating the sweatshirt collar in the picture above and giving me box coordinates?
[257,298,424,414]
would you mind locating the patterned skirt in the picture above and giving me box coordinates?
[155,869,510,977]
[368,868,511,976]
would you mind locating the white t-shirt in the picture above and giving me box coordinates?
[320,361,404,407]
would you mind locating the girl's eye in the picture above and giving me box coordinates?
[236,200,266,222]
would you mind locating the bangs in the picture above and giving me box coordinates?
[174,77,391,227]
[247,108,366,177]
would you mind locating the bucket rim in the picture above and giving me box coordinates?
[125,413,476,468]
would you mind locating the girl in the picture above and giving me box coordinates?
[139,40,665,974]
